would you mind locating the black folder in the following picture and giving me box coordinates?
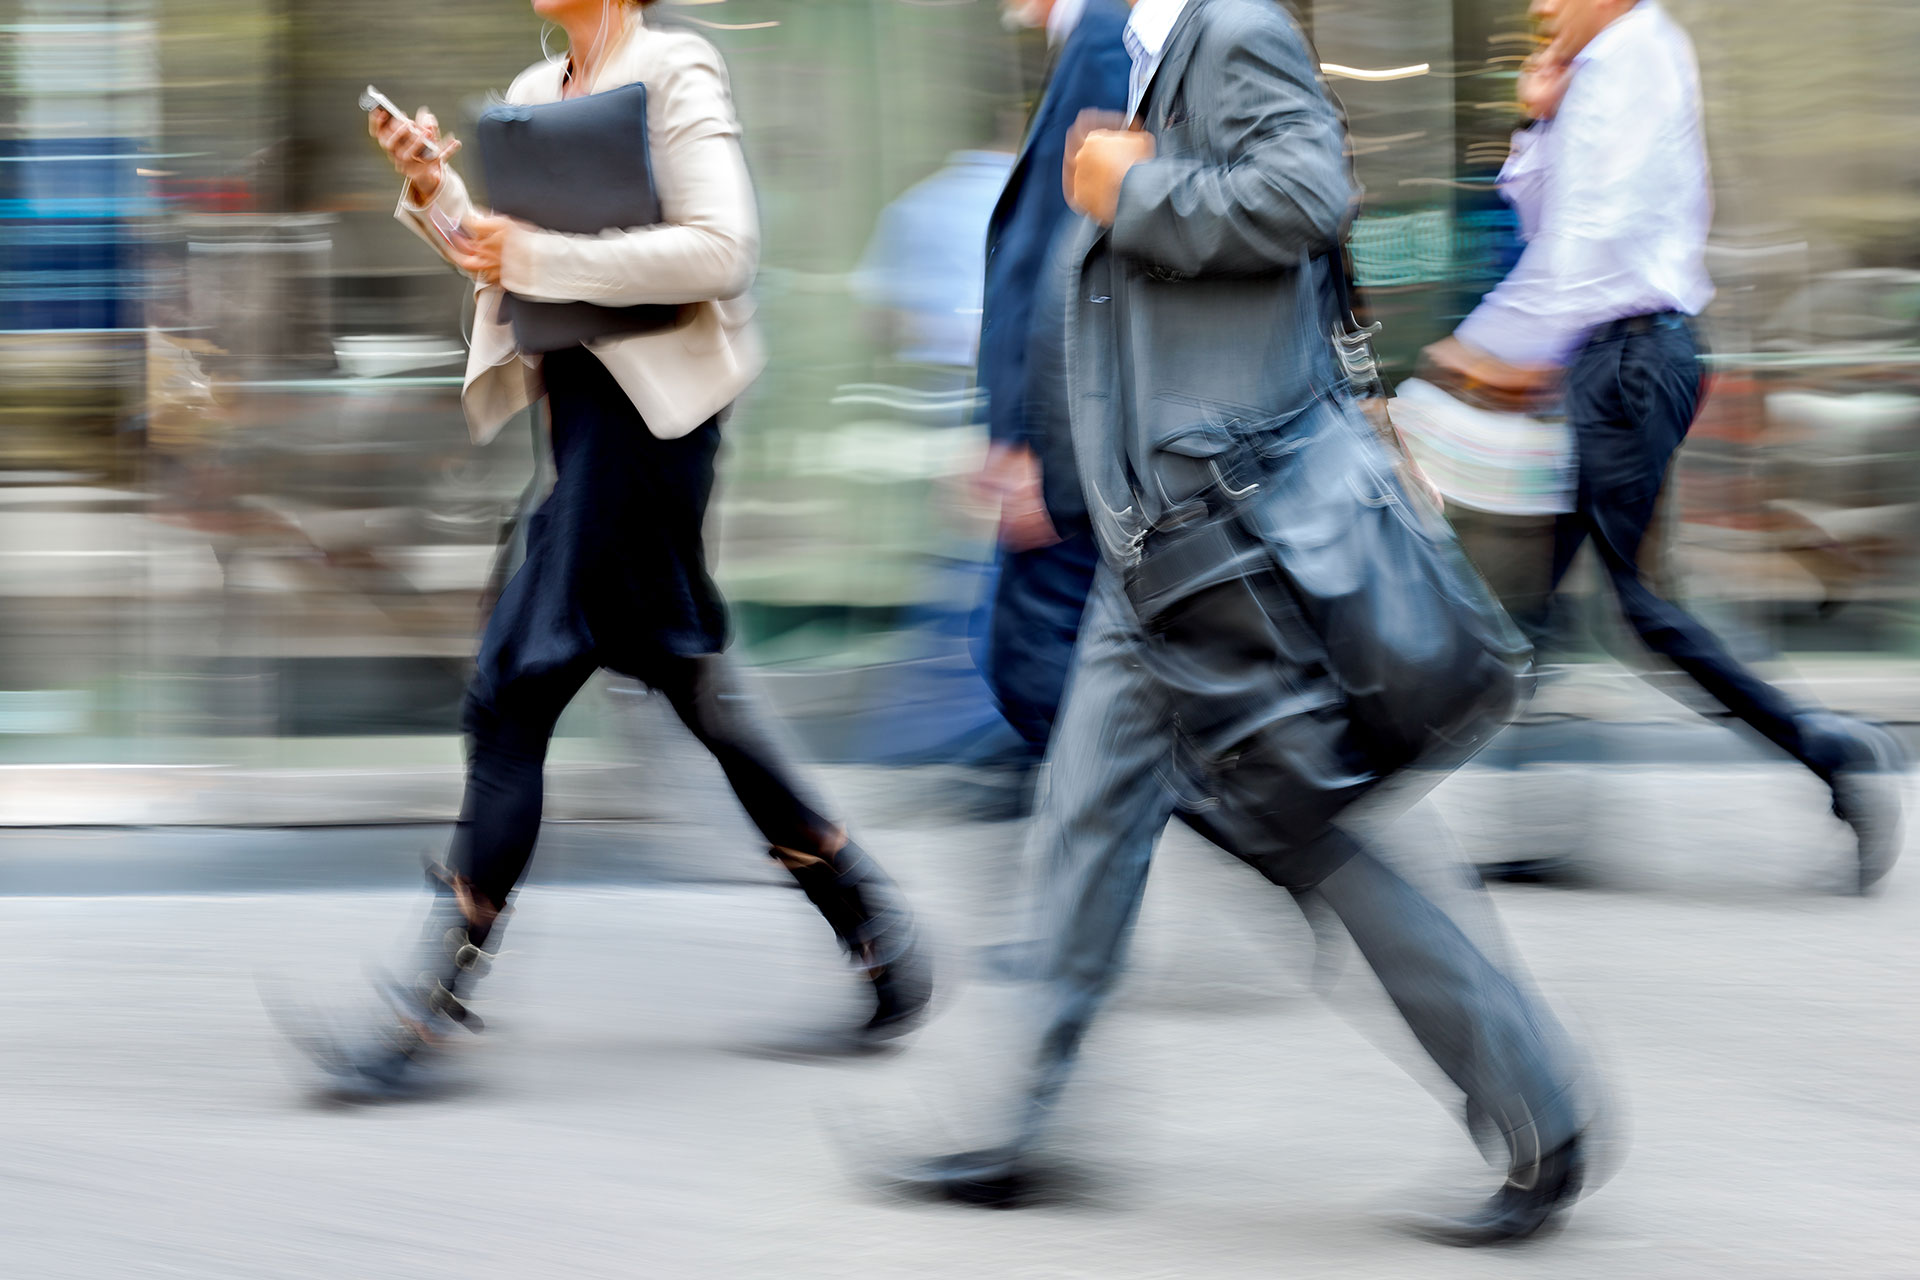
[476,82,691,353]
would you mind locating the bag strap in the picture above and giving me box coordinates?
[1291,19,1390,405]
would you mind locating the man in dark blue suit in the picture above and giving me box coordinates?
[975,0,1132,761]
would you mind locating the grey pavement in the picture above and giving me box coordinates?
[2,761,1919,1278]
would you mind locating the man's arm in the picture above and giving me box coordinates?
[1454,61,1676,368]
[1108,10,1351,277]
[977,21,1131,549]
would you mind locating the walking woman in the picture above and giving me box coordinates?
[303,0,932,1094]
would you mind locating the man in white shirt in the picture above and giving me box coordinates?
[1429,0,1904,892]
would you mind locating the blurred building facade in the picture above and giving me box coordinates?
[0,0,1916,772]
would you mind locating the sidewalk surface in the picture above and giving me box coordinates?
[1,759,1917,1278]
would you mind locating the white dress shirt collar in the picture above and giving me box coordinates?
[1125,0,1192,57]
[1046,0,1090,47]
[1124,0,1195,118]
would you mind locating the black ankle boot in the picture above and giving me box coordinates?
[773,839,933,1046]
[274,865,506,1099]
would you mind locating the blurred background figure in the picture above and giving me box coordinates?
[969,0,1129,801]
[1422,0,1905,892]
[851,146,1011,373]
[838,133,1019,769]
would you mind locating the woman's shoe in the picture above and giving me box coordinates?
[268,864,505,1100]
[772,839,933,1050]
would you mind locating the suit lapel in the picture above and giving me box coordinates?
[988,23,1080,250]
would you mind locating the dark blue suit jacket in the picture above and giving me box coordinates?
[978,1,1132,461]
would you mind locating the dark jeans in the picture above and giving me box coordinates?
[982,528,1101,754]
[1548,314,1842,777]
[449,652,837,912]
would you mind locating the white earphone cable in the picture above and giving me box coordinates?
[542,0,616,83]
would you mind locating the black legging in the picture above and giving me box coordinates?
[448,651,838,913]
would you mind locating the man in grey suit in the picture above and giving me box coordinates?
[889,0,1597,1246]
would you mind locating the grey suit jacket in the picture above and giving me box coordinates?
[1060,0,1354,567]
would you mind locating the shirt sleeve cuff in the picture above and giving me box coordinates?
[398,177,440,214]
[1456,305,1584,369]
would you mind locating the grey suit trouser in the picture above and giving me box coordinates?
[1011,567,1580,1165]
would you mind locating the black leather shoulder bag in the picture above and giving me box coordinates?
[1122,257,1530,774]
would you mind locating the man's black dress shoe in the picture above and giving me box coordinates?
[879,1146,1041,1208]
[1478,857,1582,887]
[1825,720,1907,894]
[1406,1132,1586,1246]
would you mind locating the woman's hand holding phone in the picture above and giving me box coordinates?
[362,90,513,286]
[368,103,461,204]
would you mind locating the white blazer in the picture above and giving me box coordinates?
[395,8,765,443]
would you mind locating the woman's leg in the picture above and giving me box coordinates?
[277,656,597,1097]
[646,652,836,852]
[646,650,934,1041]
[448,657,598,927]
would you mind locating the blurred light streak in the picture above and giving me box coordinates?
[1321,62,1431,81]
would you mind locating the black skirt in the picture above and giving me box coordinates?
[473,346,729,699]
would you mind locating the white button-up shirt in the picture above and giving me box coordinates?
[1123,0,1194,120]
[1456,1,1715,368]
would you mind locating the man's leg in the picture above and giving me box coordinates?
[1150,564,1586,1240]
[981,529,1101,755]
[1307,836,1582,1162]
[1204,794,1587,1244]
[1568,325,1847,770]
[1014,570,1184,1140]
[1174,623,1583,1174]
[890,571,1179,1198]
[1570,324,1905,888]
[1447,508,1562,656]
[1523,502,1592,656]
